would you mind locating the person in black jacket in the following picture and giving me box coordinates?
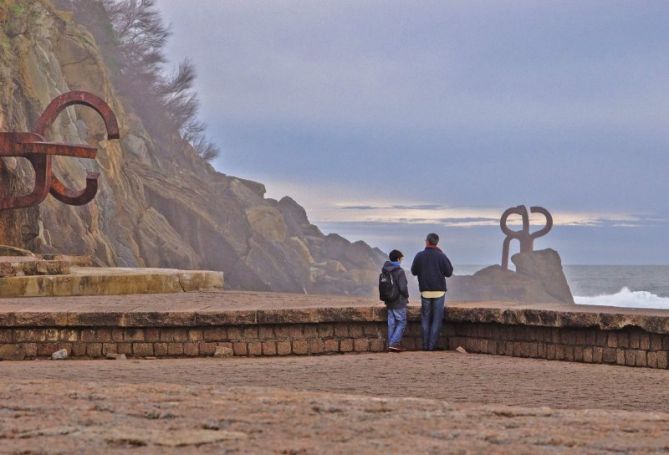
[381,249,409,352]
[411,233,454,350]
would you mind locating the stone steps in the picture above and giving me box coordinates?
[0,267,224,297]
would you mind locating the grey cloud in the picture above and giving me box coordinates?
[339,203,445,210]
[391,204,444,210]
[438,217,498,224]
[339,205,383,210]
[157,0,669,264]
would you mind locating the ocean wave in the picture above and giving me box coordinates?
[575,287,669,309]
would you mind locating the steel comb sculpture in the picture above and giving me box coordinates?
[0,91,119,210]
[500,205,553,270]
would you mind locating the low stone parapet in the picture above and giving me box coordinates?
[0,293,668,369]
[0,310,392,360]
[1,302,408,360]
[443,303,669,368]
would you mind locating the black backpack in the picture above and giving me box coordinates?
[378,269,399,302]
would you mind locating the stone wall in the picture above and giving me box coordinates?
[443,304,669,369]
[444,322,669,369]
[1,303,669,369]
[0,307,392,360]
[0,323,391,360]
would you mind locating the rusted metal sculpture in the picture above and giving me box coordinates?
[0,91,119,210]
[500,205,553,270]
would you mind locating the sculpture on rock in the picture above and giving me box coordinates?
[447,205,572,304]
[0,91,119,210]
[500,205,553,270]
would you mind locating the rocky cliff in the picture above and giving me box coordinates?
[0,0,386,294]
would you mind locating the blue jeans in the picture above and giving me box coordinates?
[421,295,446,350]
[387,307,407,348]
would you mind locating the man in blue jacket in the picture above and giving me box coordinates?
[411,233,454,350]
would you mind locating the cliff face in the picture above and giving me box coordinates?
[0,1,385,294]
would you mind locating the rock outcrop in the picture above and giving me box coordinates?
[0,1,385,295]
[449,249,575,304]
[511,248,574,304]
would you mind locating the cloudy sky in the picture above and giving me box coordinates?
[156,1,668,265]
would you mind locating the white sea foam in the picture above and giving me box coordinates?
[575,287,669,310]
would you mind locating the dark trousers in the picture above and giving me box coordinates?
[420,295,446,350]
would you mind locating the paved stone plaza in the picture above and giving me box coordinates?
[2,352,669,453]
[2,291,669,452]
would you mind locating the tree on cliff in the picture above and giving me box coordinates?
[57,0,220,161]
[105,0,220,161]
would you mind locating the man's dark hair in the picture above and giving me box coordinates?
[426,233,439,246]
[389,249,403,262]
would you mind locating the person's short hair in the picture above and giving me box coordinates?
[426,233,439,246]
[389,249,403,262]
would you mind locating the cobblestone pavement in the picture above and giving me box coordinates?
[2,352,669,453]
[0,291,379,313]
[3,352,669,412]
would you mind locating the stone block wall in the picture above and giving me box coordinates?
[0,321,392,360]
[444,322,669,369]
[2,303,669,370]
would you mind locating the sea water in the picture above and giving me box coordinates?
[564,265,669,309]
[455,265,669,310]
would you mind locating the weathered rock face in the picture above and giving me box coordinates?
[0,1,385,295]
[448,249,574,304]
[511,248,574,304]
